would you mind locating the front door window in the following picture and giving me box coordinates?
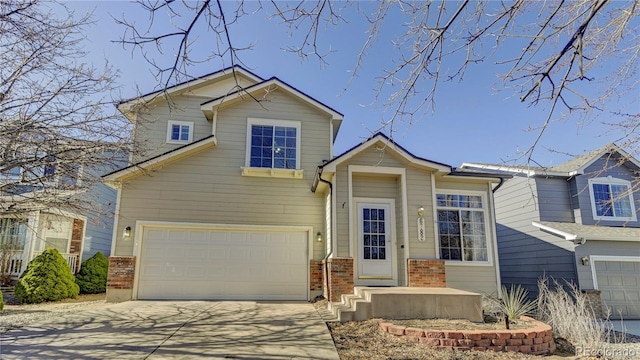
[363,207,386,260]
[357,202,394,281]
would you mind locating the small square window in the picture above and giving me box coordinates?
[166,120,193,144]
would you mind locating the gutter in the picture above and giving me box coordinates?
[492,177,505,193]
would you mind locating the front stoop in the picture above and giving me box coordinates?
[328,286,483,322]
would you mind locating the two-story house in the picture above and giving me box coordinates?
[1,147,120,279]
[103,66,506,303]
[462,144,640,319]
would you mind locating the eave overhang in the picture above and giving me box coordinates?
[102,135,217,186]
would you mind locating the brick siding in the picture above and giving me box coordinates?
[407,259,446,287]
[582,290,604,319]
[107,256,136,290]
[323,258,353,302]
[310,260,323,291]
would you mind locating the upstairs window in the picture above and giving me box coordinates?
[246,118,300,170]
[436,192,488,262]
[589,177,636,221]
[166,120,193,144]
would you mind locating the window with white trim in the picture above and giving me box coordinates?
[246,118,300,170]
[166,120,193,144]
[436,192,488,262]
[588,177,637,221]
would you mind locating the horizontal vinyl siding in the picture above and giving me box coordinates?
[334,145,409,258]
[81,183,117,259]
[406,168,435,258]
[446,265,498,295]
[133,95,213,163]
[575,240,640,290]
[494,176,576,296]
[116,89,331,260]
[536,178,574,222]
[335,169,349,257]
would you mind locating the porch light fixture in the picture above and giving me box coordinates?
[316,231,322,242]
[581,256,589,266]
[417,206,425,218]
[123,226,132,239]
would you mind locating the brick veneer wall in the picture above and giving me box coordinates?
[324,258,353,302]
[407,259,446,287]
[582,290,604,319]
[69,219,84,272]
[107,256,136,290]
[310,260,323,292]
[379,316,555,355]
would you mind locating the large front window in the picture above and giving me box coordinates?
[247,119,300,169]
[436,193,488,262]
[0,218,28,250]
[589,178,636,221]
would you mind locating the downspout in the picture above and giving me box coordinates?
[492,176,505,193]
[314,166,334,299]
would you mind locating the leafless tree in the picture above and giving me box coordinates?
[117,0,638,161]
[0,1,133,221]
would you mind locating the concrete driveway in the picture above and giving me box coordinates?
[0,301,339,359]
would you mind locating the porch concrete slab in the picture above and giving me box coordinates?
[0,301,339,360]
[359,286,483,322]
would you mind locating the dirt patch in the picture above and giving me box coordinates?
[328,319,583,360]
[391,317,535,331]
[313,300,590,360]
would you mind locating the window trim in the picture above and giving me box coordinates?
[588,177,637,221]
[244,118,302,176]
[434,189,492,265]
[166,120,194,144]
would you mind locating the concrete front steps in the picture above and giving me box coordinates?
[328,286,483,322]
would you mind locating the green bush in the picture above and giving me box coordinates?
[0,290,4,311]
[15,248,79,304]
[75,251,108,294]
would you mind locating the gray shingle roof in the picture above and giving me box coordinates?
[535,221,640,241]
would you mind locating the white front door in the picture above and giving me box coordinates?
[356,202,395,284]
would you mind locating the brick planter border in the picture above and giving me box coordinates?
[378,316,555,355]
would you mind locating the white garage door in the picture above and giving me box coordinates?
[137,226,309,300]
[595,260,640,319]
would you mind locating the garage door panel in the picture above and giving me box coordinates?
[596,260,640,319]
[137,226,308,300]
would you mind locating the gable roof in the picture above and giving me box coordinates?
[102,135,217,185]
[117,66,264,118]
[461,143,640,177]
[319,132,452,173]
[200,76,344,140]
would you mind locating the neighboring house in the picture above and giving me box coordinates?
[0,150,119,278]
[462,144,640,319]
[103,66,505,303]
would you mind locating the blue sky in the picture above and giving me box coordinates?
[65,1,637,167]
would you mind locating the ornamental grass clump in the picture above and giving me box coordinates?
[14,248,79,304]
[536,277,618,350]
[499,284,537,329]
[75,251,108,294]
